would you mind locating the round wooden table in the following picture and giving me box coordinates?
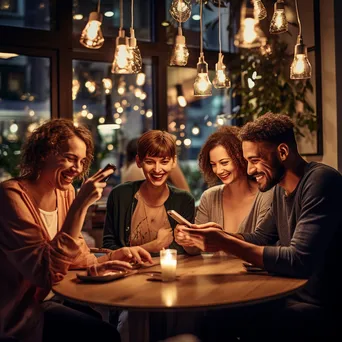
[53,254,307,311]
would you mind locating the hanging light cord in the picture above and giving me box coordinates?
[200,0,203,54]
[178,0,182,31]
[295,0,302,36]
[218,0,221,54]
[131,0,134,28]
[97,0,101,13]
[120,0,123,29]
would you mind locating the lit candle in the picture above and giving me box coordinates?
[160,249,177,282]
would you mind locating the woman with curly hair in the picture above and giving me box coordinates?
[0,119,152,342]
[176,126,273,254]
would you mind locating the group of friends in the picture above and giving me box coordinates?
[0,112,341,342]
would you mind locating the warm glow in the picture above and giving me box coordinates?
[80,19,104,49]
[194,73,212,96]
[170,43,189,66]
[136,73,146,86]
[253,0,267,20]
[177,95,187,107]
[169,0,192,22]
[114,45,132,70]
[243,18,257,44]
[184,138,191,146]
[290,54,312,79]
[270,10,288,34]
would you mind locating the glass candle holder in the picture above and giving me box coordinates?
[160,249,177,282]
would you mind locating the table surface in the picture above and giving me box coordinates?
[52,255,307,311]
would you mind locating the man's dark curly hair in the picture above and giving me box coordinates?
[20,119,94,180]
[239,112,297,149]
[198,126,247,187]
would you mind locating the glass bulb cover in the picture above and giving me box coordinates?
[129,46,142,73]
[234,18,266,49]
[269,10,288,34]
[254,0,267,20]
[260,43,272,56]
[213,69,231,89]
[169,0,192,23]
[194,73,212,96]
[290,54,312,79]
[170,42,189,66]
[80,20,104,49]
[112,44,133,74]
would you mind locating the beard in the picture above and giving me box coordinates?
[258,156,286,192]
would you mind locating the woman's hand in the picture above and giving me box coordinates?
[88,260,132,276]
[155,226,174,250]
[75,167,114,209]
[109,246,153,265]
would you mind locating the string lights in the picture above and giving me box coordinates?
[194,0,212,96]
[290,0,312,79]
[79,0,104,49]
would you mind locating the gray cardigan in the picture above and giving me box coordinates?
[195,184,274,233]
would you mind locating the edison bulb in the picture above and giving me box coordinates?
[269,1,288,34]
[253,0,267,20]
[194,73,212,96]
[128,29,142,74]
[243,18,257,44]
[79,12,104,49]
[169,0,192,22]
[212,53,231,89]
[112,29,132,74]
[290,37,312,80]
[290,54,311,79]
[170,32,189,66]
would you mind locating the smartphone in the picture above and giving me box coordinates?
[167,210,192,227]
[100,163,116,182]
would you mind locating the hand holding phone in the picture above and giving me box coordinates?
[167,210,192,227]
[100,163,116,182]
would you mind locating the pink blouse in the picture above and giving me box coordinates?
[0,179,98,341]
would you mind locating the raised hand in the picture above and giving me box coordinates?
[75,167,114,209]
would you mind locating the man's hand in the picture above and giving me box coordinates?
[179,226,227,253]
[109,246,153,264]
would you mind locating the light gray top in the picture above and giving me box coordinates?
[195,184,274,234]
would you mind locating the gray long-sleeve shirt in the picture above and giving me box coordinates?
[241,162,342,308]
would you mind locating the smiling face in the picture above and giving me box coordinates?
[40,135,87,191]
[242,141,285,192]
[137,154,176,188]
[209,145,240,185]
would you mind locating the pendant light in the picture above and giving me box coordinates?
[128,0,142,73]
[269,0,288,34]
[194,0,212,96]
[253,0,267,21]
[290,0,311,79]
[213,0,231,89]
[169,0,192,23]
[170,0,189,66]
[112,0,132,74]
[234,0,266,49]
[79,0,104,49]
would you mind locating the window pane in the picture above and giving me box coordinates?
[0,53,51,180]
[167,66,232,201]
[166,0,233,52]
[0,0,50,30]
[72,58,154,185]
[73,0,152,42]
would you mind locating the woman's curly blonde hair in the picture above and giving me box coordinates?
[20,119,94,180]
